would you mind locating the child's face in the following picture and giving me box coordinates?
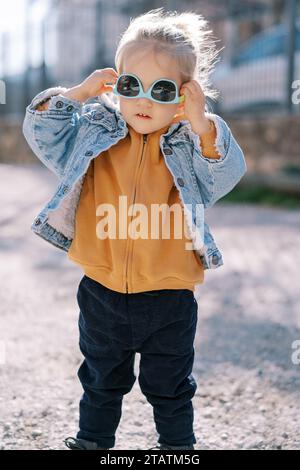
[117,48,184,134]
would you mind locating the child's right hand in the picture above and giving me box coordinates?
[78,68,119,100]
[34,68,119,111]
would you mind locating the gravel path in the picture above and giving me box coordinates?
[0,163,299,450]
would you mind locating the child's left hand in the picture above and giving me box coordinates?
[179,80,211,135]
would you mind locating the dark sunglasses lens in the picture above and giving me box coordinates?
[117,75,139,97]
[151,80,176,102]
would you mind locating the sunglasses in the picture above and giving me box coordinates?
[106,73,185,104]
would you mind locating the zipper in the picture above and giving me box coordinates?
[125,133,148,293]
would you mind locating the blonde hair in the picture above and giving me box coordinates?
[114,7,222,110]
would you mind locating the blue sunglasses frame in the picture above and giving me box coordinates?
[107,72,185,105]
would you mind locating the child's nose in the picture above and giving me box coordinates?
[137,97,152,106]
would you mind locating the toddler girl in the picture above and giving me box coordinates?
[23,7,247,450]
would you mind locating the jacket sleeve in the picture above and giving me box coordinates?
[22,86,85,179]
[190,113,247,209]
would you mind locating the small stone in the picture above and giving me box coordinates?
[133,421,143,427]
[245,440,264,449]
[233,385,243,396]
[203,409,214,419]
[254,393,263,400]
[32,430,42,438]
[225,402,232,412]
[271,443,282,450]
[219,397,229,404]
[203,400,212,407]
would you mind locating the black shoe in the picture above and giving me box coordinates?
[64,437,109,450]
[148,443,194,450]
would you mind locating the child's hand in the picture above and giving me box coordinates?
[78,68,119,100]
[179,80,211,135]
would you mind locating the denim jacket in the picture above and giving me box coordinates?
[22,86,247,270]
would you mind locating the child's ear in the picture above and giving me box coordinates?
[176,103,185,115]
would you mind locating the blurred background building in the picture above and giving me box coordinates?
[1,0,299,117]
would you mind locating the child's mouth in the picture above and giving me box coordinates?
[136,113,152,119]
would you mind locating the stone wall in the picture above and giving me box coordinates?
[225,113,300,176]
[0,116,37,165]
